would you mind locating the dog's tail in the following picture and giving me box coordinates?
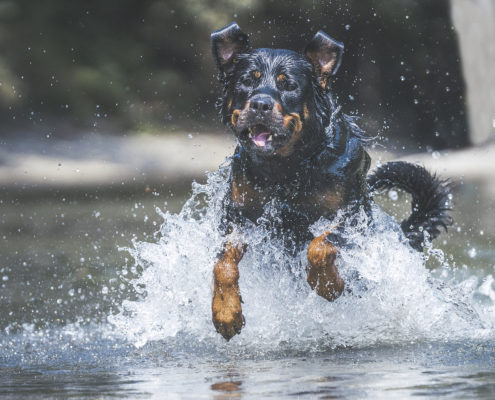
[367,161,452,251]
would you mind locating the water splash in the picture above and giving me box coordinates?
[108,161,495,352]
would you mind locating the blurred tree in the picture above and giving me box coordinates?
[0,0,469,150]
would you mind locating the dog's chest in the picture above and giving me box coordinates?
[230,172,345,224]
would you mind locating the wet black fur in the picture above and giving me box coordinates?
[368,162,452,251]
[212,23,452,251]
[217,49,332,134]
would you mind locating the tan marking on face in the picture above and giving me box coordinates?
[231,109,241,126]
[275,113,303,157]
[274,102,283,114]
[276,73,286,82]
[253,70,261,79]
[303,103,310,120]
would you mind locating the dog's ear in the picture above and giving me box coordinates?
[305,31,344,89]
[211,22,250,75]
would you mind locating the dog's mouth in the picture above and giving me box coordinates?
[247,125,275,148]
[240,123,293,153]
[235,111,303,156]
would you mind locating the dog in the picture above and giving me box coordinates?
[210,23,451,341]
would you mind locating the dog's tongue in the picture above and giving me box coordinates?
[252,132,270,147]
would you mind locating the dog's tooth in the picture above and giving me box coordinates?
[268,134,273,141]
[248,132,253,138]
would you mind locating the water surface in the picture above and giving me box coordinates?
[1,166,494,399]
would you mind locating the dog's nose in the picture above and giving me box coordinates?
[249,96,274,114]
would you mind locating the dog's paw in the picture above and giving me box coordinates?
[306,233,344,301]
[212,289,245,341]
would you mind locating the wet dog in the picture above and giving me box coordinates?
[210,23,451,340]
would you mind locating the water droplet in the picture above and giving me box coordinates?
[400,75,405,81]
[68,289,75,297]
[102,286,109,294]
[388,189,398,201]
[468,248,477,258]
[432,151,440,159]
[345,24,351,30]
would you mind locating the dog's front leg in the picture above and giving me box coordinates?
[306,233,344,301]
[212,241,246,340]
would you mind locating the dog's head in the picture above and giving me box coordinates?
[212,23,343,158]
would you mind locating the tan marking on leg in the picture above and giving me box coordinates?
[275,113,303,157]
[306,233,344,301]
[212,242,246,341]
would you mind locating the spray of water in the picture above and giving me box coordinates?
[108,160,495,353]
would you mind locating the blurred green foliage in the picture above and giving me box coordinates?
[0,0,468,150]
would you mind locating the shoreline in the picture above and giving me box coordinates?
[1,132,494,189]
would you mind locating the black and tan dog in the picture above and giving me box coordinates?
[210,23,451,341]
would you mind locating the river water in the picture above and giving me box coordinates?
[1,163,494,399]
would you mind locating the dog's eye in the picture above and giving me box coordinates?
[285,81,298,91]
[240,70,261,87]
[240,76,253,87]
[277,75,298,92]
